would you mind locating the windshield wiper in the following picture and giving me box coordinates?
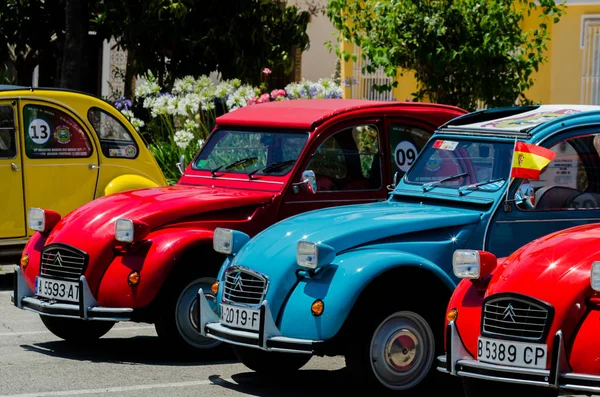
[247,159,296,180]
[210,156,258,177]
[422,172,469,192]
[458,178,505,196]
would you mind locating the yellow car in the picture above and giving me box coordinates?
[0,86,166,263]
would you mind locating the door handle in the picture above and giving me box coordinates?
[89,164,99,170]
[10,162,18,172]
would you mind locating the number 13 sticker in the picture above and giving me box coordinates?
[29,119,51,145]
[395,141,418,172]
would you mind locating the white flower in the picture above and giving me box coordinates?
[183,119,198,131]
[174,129,195,149]
[135,78,161,98]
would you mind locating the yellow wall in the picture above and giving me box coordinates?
[343,2,600,106]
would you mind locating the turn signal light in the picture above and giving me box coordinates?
[128,271,140,286]
[20,254,29,269]
[311,299,324,316]
[211,282,219,294]
[446,308,458,322]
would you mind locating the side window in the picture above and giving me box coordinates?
[0,105,16,159]
[388,124,432,178]
[516,134,600,211]
[23,104,93,158]
[88,108,139,159]
[307,125,381,191]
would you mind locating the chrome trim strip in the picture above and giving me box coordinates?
[0,239,28,246]
[456,370,550,388]
[184,174,284,185]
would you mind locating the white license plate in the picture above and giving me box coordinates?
[478,336,547,369]
[220,303,260,331]
[35,277,79,303]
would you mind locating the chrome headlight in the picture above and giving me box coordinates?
[453,249,480,279]
[115,218,135,243]
[297,241,318,269]
[28,208,46,232]
[591,261,600,292]
[213,228,233,255]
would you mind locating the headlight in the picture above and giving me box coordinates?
[591,261,600,292]
[28,208,46,232]
[297,241,318,269]
[453,249,480,279]
[115,218,135,243]
[213,228,233,255]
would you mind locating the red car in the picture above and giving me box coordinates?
[12,99,465,354]
[440,224,600,396]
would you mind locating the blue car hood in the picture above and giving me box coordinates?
[228,200,482,309]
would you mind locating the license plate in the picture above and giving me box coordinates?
[220,303,260,331]
[35,277,79,303]
[478,336,547,369]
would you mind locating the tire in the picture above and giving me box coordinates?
[154,276,224,356]
[463,378,558,397]
[233,346,312,374]
[345,306,450,395]
[40,315,115,343]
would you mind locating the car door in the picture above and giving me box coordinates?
[20,101,100,221]
[486,128,600,257]
[0,101,26,239]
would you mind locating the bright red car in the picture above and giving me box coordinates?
[439,224,600,396]
[12,99,465,354]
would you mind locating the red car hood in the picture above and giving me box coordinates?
[46,185,275,244]
[486,223,600,340]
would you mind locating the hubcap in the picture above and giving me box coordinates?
[175,278,221,350]
[369,311,434,390]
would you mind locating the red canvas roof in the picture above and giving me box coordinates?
[215,99,463,130]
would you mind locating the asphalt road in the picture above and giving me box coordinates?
[0,286,585,397]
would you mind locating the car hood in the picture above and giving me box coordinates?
[486,223,600,341]
[47,184,275,244]
[229,200,482,312]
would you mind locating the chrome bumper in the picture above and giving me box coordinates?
[438,320,600,394]
[196,289,322,354]
[12,268,132,322]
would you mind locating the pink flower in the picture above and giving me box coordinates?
[247,97,258,106]
[262,68,272,74]
[258,93,271,103]
[270,89,286,99]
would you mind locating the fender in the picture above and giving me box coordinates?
[96,228,214,308]
[103,174,161,196]
[20,232,47,292]
[567,309,600,374]
[277,249,456,341]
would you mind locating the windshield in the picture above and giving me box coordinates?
[193,129,309,176]
[405,138,514,191]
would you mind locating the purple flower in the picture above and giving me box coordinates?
[114,96,133,111]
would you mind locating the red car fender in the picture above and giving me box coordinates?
[21,232,46,292]
[95,228,214,309]
[445,278,485,357]
[568,309,600,374]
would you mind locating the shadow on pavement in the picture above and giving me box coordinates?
[20,335,237,366]
[208,368,353,396]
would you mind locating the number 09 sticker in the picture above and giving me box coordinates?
[395,141,418,172]
[29,119,51,145]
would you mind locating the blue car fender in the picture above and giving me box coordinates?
[277,249,456,341]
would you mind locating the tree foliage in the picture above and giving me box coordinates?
[327,0,566,111]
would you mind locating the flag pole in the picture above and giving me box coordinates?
[505,137,518,203]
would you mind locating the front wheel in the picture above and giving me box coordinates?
[345,309,443,394]
[154,277,223,355]
[40,315,115,343]
[463,378,558,397]
[233,346,312,374]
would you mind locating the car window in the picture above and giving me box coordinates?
[88,108,139,159]
[388,124,432,178]
[23,104,93,158]
[306,124,381,191]
[516,134,600,210]
[0,105,16,159]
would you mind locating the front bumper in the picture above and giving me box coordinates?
[196,289,323,355]
[12,267,133,322]
[438,320,600,394]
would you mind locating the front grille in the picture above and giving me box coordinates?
[40,244,87,282]
[481,294,553,342]
[222,266,268,306]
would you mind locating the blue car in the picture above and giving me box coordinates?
[197,105,600,393]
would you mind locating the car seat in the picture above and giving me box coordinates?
[534,186,580,210]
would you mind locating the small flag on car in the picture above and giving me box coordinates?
[510,141,556,180]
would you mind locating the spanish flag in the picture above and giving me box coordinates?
[511,142,556,180]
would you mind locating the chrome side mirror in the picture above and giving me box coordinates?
[293,170,317,194]
[515,182,535,209]
[176,155,185,175]
[387,171,400,191]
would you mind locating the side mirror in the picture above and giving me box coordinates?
[293,170,317,194]
[514,182,535,209]
[387,171,400,191]
[176,155,185,175]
